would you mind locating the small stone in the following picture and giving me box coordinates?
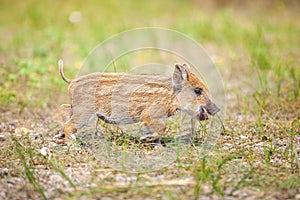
[14,127,29,136]
[40,147,49,156]
[70,134,76,140]
[240,135,247,140]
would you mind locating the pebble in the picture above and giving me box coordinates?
[232,189,248,197]
[40,147,50,156]
[14,127,29,135]
[240,135,247,140]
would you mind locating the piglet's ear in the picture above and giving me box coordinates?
[172,63,190,93]
[181,63,190,70]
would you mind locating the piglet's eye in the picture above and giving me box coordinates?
[194,87,203,95]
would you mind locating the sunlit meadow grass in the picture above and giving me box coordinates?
[0,0,299,199]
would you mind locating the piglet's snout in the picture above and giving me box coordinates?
[205,102,220,116]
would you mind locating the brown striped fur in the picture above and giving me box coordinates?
[59,61,220,138]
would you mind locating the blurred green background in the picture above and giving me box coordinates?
[0,0,299,112]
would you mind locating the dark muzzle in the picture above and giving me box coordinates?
[205,103,220,116]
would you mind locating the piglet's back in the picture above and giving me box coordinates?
[68,73,178,124]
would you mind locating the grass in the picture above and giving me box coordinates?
[13,137,47,200]
[0,0,299,199]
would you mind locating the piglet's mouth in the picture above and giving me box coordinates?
[197,104,220,121]
[198,107,209,121]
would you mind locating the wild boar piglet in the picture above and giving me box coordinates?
[59,60,220,138]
